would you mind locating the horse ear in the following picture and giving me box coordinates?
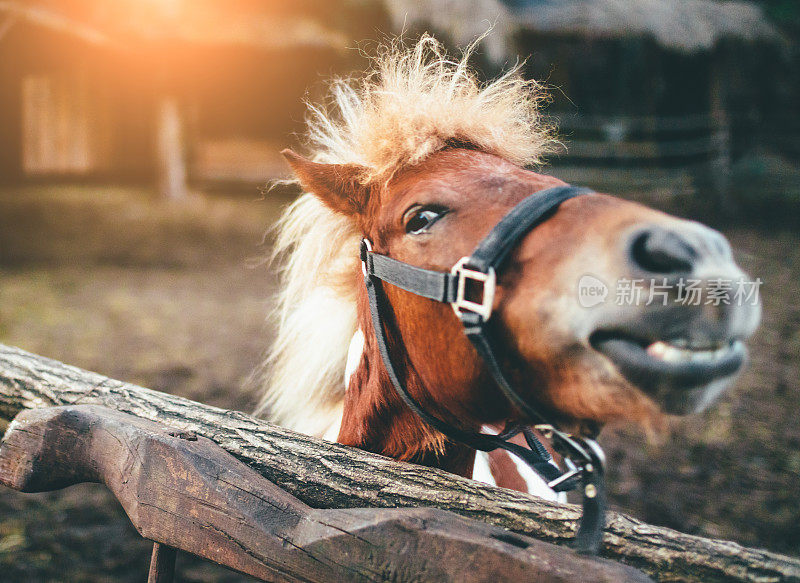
[281,149,371,216]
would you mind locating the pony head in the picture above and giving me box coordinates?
[261,36,760,468]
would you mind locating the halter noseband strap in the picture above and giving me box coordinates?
[360,184,606,554]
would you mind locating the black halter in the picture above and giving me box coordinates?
[360,184,607,554]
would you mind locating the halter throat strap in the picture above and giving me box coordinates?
[360,184,605,554]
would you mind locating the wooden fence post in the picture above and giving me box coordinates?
[156,95,188,200]
[709,52,734,217]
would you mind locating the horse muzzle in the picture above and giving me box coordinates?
[585,222,761,414]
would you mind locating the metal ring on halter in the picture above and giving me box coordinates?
[360,239,373,278]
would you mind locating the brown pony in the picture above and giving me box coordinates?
[258,36,760,496]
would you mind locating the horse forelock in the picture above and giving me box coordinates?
[305,33,556,184]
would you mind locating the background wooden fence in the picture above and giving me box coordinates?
[551,113,728,165]
[543,111,800,219]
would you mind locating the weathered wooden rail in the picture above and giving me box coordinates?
[1,344,799,582]
[0,404,647,582]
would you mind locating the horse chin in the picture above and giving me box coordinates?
[657,377,738,415]
[588,331,747,415]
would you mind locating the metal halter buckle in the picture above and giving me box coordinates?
[450,257,496,321]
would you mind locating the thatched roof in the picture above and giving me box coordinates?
[0,0,349,51]
[385,0,780,59]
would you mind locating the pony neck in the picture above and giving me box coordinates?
[336,309,478,477]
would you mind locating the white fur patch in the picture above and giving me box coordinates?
[472,425,565,502]
[507,450,565,503]
[472,451,497,487]
[344,329,365,390]
[320,402,343,443]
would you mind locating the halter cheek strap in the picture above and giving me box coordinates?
[360,185,606,554]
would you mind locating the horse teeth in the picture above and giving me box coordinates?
[645,340,729,363]
[663,346,687,362]
[646,341,685,362]
[646,341,668,358]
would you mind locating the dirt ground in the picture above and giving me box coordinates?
[0,183,798,581]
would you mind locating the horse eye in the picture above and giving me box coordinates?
[405,208,445,234]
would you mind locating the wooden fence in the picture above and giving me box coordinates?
[550,113,728,166]
[546,112,800,201]
[544,113,731,198]
[1,344,799,582]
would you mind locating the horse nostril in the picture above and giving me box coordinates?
[629,227,697,274]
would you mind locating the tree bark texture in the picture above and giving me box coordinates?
[0,344,798,583]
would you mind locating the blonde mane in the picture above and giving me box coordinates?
[257,35,555,436]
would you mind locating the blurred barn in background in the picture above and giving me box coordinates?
[0,0,796,206]
[388,0,794,208]
[0,0,382,197]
